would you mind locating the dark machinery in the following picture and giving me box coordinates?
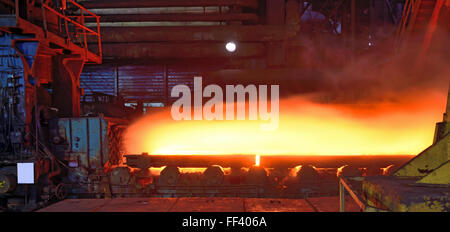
[0,0,106,211]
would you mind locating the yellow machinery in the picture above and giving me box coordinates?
[393,84,450,185]
[361,84,450,211]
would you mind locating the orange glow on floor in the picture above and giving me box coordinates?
[124,91,445,156]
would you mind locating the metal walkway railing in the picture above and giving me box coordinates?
[8,0,102,63]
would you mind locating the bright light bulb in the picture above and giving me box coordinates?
[225,42,236,52]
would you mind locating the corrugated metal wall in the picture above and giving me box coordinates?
[168,68,197,100]
[118,65,165,102]
[80,64,116,102]
[80,63,200,103]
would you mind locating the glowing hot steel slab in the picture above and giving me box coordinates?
[125,154,256,168]
[259,155,415,168]
[124,95,445,157]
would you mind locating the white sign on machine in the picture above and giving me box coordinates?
[17,162,35,184]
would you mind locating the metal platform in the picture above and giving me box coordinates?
[37,196,360,212]
[362,176,450,212]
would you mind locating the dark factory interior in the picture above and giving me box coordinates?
[0,0,449,213]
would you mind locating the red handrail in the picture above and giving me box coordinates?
[39,0,102,61]
[11,0,101,62]
[66,0,99,18]
[42,4,99,36]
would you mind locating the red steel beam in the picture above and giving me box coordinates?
[93,42,265,59]
[88,25,299,43]
[81,0,259,9]
[418,0,445,64]
[88,13,259,22]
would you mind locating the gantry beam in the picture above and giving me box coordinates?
[90,25,299,43]
[81,0,259,9]
[87,13,259,23]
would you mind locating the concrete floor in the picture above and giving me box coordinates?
[37,196,361,212]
